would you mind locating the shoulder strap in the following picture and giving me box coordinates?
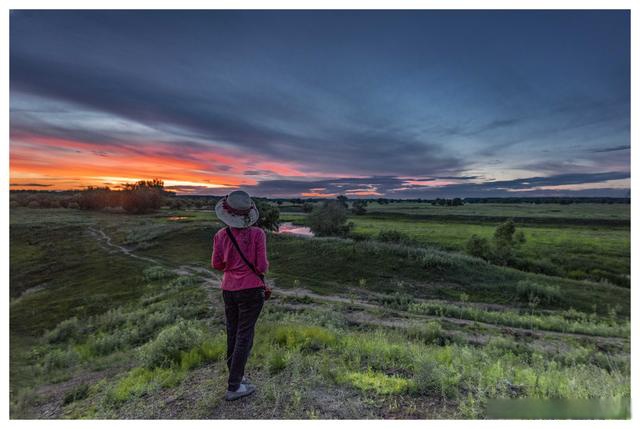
[225,227,265,284]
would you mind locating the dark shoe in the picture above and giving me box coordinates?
[225,383,256,401]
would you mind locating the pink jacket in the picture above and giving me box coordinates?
[211,226,269,291]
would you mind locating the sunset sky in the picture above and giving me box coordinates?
[10,10,630,198]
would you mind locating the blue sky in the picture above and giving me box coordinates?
[10,10,630,197]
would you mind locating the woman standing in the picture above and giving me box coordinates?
[211,190,270,401]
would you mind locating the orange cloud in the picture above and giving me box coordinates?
[9,133,303,192]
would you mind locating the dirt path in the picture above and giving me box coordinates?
[87,227,158,264]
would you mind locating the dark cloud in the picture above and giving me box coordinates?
[10,183,51,187]
[228,171,630,198]
[592,145,630,153]
[10,52,463,177]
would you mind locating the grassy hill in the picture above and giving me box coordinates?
[10,207,630,419]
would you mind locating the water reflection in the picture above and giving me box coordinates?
[277,222,314,237]
[167,216,189,221]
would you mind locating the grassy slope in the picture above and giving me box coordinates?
[9,207,631,419]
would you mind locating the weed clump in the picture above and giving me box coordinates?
[62,383,90,405]
[413,358,461,398]
[109,367,184,403]
[405,321,444,344]
[273,325,337,351]
[515,280,561,304]
[143,266,172,281]
[267,348,289,375]
[336,370,413,395]
[377,229,413,245]
[179,337,226,370]
[139,319,205,368]
[45,317,83,344]
[41,347,80,371]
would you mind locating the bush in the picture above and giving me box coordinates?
[515,280,561,305]
[62,383,90,405]
[84,331,128,356]
[307,201,353,237]
[377,229,412,244]
[27,200,40,209]
[466,235,491,260]
[413,358,460,398]
[122,187,163,214]
[42,348,80,371]
[405,321,444,344]
[45,317,82,344]
[351,200,368,215]
[143,266,172,281]
[78,187,114,210]
[254,200,281,231]
[139,320,205,368]
[267,348,289,375]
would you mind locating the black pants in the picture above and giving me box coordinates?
[222,287,265,391]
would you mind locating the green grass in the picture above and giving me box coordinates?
[9,206,631,419]
[283,207,629,287]
[363,202,630,221]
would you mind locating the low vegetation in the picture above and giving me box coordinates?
[9,201,630,419]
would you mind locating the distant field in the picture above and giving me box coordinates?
[363,202,630,220]
[281,203,630,287]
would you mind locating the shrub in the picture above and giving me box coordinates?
[413,358,461,398]
[254,200,281,231]
[515,280,561,305]
[405,321,443,344]
[340,331,414,370]
[45,317,82,344]
[27,201,40,209]
[466,235,491,260]
[143,266,172,281]
[351,200,368,215]
[78,187,113,210]
[84,332,127,356]
[62,383,90,405]
[42,348,80,371]
[93,308,128,331]
[420,252,456,271]
[307,201,353,237]
[122,187,163,214]
[139,320,205,368]
[267,348,289,375]
[377,229,412,244]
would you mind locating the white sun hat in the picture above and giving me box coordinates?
[214,190,260,228]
